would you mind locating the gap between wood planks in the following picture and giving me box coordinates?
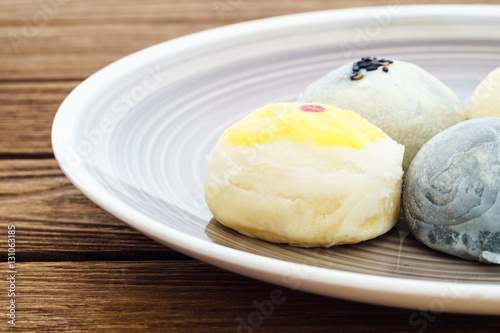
[0,157,195,263]
[0,154,55,160]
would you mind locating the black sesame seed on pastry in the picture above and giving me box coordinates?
[299,57,466,171]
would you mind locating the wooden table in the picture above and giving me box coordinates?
[2,0,500,331]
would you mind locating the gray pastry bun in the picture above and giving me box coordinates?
[403,117,500,264]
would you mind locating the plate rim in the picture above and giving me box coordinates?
[52,4,500,314]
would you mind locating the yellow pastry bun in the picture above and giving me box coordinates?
[467,66,500,119]
[204,103,404,247]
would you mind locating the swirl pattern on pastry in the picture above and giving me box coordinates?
[403,117,500,264]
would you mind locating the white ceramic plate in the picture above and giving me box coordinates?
[52,5,500,314]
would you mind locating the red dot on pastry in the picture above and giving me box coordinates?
[299,104,327,113]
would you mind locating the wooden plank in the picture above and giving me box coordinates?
[0,23,215,81]
[2,0,495,81]
[1,0,499,153]
[1,0,219,81]
[0,82,78,154]
[1,1,500,331]
[0,159,185,261]
[3,260,499,332]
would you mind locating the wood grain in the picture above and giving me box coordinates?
[1,0,499,81]
[1,0,499,155]
[0,159,185,261]
[0,82,78,154]
[2,0,500,331]
[2,261,499,332]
